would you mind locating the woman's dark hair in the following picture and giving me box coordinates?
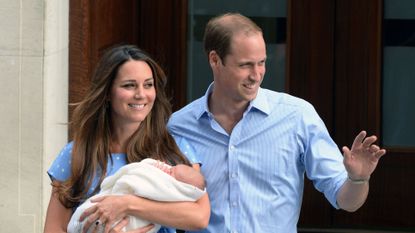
[55,45,190,207]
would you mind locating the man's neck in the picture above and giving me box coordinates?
[208,92,249,134]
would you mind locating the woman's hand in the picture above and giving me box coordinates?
[88,217,155,233]
[80,195,137,233]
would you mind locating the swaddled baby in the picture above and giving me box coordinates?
[67,158,206,233]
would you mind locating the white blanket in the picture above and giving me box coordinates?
[67,158,205,233]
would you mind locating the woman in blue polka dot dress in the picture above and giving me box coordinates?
[44,45,210,233]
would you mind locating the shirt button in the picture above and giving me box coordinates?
[230,145,235,150]
[231,173,237,178]
[232,202,237,207]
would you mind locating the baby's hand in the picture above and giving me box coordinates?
[153,160,172,176]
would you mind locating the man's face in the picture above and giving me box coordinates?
[212,32,267,104]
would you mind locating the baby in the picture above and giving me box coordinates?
[152,160,205,190]
[67,159,206,233]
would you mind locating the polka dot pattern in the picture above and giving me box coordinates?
[47,137,200,197]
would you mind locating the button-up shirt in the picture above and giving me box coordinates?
[168,84,347,233]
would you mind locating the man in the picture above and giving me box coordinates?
[168,13,386,233]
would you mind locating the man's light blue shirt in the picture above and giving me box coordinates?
[168,84,348,233]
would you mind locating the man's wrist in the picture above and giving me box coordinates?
[347,175,370,184]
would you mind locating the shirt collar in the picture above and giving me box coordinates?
[250,87,271,115]
[194,82,271,119]
[194,82,214,120]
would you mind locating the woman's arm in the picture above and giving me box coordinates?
[128,163,210,230]
[80,163,210,232]
[44,184,72,233]
[126,192,210,230]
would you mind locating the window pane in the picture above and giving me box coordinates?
[382,0,415,147]
[187,0,287,101]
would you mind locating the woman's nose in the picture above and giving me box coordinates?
[134,86,144,99]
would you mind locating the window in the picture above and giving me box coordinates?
[187,0,287,101]
[382,0,415,147]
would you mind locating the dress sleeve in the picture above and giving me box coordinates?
[157,227,176,233]
[172,134,201,165]
[47,142,73,182]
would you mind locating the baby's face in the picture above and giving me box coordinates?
[170,164,188,179]
[152,160,173,176]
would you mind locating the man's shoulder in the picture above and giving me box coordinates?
[171,96,205,118]
[168,97,207,132]
[261,88,313,110]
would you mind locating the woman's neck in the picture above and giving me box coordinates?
[110,122,140,153]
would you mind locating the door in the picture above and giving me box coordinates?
[288,0,415,229]
[69,0,414,230]
[69,0,188,133]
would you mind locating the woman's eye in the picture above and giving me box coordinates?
[122,83,136,88]
[144,82,154,88]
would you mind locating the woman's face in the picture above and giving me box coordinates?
[109,60,156,128]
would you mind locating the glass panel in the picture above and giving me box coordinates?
[187,0,287,101]
[382,0,415,147]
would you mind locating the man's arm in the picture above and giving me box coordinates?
[336,177,369,212]
[337,131,386,212]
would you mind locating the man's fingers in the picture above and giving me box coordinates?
[342,146,351,160]
[369,144,380,153]
[352,130,367,149]
[362,135,377,148]
[374,149,386,159]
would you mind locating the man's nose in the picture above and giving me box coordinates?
[251,65,264,80]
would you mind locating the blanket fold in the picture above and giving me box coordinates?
[67,158,205,233]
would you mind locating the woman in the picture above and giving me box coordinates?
[44,45,210,233]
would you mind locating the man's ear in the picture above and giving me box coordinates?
[208,50,220,67]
